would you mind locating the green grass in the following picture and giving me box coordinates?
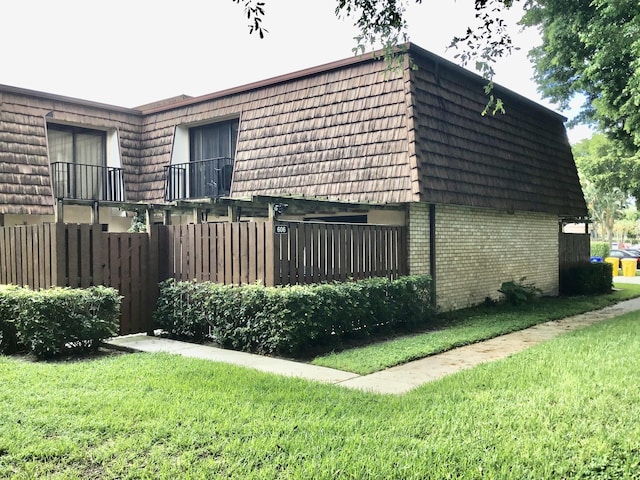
[311,283,640,374]
[2,311,640,478]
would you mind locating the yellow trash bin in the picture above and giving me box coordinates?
[621,258,637,277]
[604,257,620,276]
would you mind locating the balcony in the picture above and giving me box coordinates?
[164,157,233,201]
[51,162,125,201]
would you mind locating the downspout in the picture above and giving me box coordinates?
[429,204,436,308]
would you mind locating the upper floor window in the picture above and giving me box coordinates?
[165,118,239,201]
[189,119,238,163]
[47,123,123,201]
[188,119,238,198]
[48,123,106,167]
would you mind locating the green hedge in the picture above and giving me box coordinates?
[0,285,122,358]
[0,286,21,354]
[559,262,613,296]
[590,241,610,259]
[154,275,434,357]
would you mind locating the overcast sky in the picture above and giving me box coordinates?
[2,0,593,143]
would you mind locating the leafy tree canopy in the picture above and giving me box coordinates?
[573,133,640,201]
[521,0,640,150]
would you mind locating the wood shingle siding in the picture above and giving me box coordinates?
[0,43,587,219]
[409,46,585,216]
[231,62,413,204]
[0,91,52,215]
[0,86,142,213]
[136,61,414,204]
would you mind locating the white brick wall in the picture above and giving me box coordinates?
[408,203,430,275]
[409,204,559,312]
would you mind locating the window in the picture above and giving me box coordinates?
[188,119,238,198]
[190,120,238,163]
[47,124,107,200]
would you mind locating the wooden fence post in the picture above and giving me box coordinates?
[265,220,276,286]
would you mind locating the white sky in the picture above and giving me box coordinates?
[1,0,593,143]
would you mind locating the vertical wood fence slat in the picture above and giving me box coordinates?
[217,223,226,284]
[14,227,22,286]
[130,235,142,334]
[240,223,250,285]
[32,226,40,290]
[209,224,218,283]
[8,228,16,284]
[188,224,197,281]
[223,223,232,284]
[43,225,52,288]
[166,227,179,280]
[0,228,6,284]
[264,221,276,286]
[200,224,210,282]
[316,223,325,283]
[339,225,348,282]
[231,222,240,285]
[22,226,31,287]
[78,225,90,288]
[54,223,66,287]
[181,225,189,281]
[327,225,336,282]
[248,222,257,284]
[296,224,304,284]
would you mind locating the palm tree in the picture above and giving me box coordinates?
[582,179,628,245]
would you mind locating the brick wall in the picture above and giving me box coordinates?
[408,203,430,275]
[408,203,559,312]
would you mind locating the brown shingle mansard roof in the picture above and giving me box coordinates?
[0,43,587,217]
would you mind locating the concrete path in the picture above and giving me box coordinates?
[106,277,640,395]
[107,334,359,384]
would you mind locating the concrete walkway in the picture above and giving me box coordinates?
[106,277,640,395]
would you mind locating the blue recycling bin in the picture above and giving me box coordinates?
[590,256,604,263]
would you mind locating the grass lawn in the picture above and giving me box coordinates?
[311,283,640,374]
[1,309,640,478]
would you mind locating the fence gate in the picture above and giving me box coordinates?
[0,224,154,336]
[559,232,590,268]
[50,225,155,335]
[101,232,155,335]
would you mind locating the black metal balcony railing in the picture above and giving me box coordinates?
[51,162,125,202]
[165,157,233,201]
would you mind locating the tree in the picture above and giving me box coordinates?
[581,180,628,245]
[613,206,639,245]
[572,134,640,202]
[521,0,640,151]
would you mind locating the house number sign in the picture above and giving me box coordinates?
[275,225,289,235]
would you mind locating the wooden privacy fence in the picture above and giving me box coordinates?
[0,224,154,335]
[273,222,407,284]
[559,232,590,268]
[0,221,407,334]
[155,221,407,285]
[153,221,274,285]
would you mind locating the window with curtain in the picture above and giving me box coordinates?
[188,119,238,198]
[47,124,106,199]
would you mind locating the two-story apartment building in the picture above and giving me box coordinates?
[0,43,587,310]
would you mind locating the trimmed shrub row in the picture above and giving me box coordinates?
[560,262,613,296]
[154,275,435,357]
[0,285,122,358]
